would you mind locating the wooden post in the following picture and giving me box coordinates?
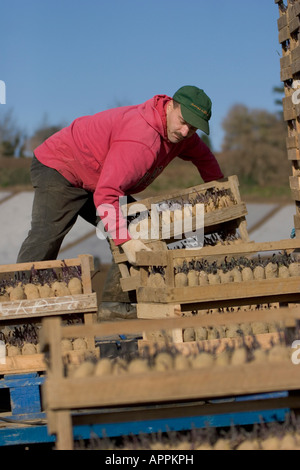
[276,0,300,238]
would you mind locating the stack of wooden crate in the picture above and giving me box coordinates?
[275,0,300,236]
[0,254,99,447]
[0,254,99,375]
[40,309,300,449]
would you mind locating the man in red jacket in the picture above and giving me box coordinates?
[17,85,223,267]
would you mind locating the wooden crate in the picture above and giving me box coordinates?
[275,0,300,235]
[135,239,300,307]
[0,254,99,375]
[123,174,248,241]
[40,308,300,449]
[110,175,249,293]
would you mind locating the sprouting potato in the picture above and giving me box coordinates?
[22,343,37,355]
[260,435,281,450]
[207,326,219,340]
[278,433,298,450]
[253,265,265,280]
[61,338,73,352]
[215,349,231,366]
[216,325,226,338]
[0,293,10,302]
[127,358,150,374]
[187,270,199,286]
[198,271,209,286]
[239,323,252,336]
[251,322,269,335]
[174,354,190,371]
[72,360,95,378]
[195,327,208,341]
[241,267,254,282]
[278,265,290,278]
[112,358,128,375]
[236,439,260,450]
[24,283,40,300]
[219,270,233,284]
[38,284,54,298]
[154,352,173,371]
[230,347,248,366]
[289,261,300,277]
[183,328,195,342]
[265,261,278,279]
[225,323,242,338]
[7,345,21,356]
[191,352,214,369]
[252,348,267,363]
[231,267,242,282]
[68,277,83,295]
[94,358,113,376]
[52,281,71,297]
[148,273,165,288]
[208,272,221,285]
[175,272,188,287]
[72,337,87,350]
[213,438,232,450]
[7,284,25,301]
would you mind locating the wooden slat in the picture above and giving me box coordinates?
[0,349,100,376]
[136,238,300,266]
[0,293,97,321]
[279,26,290,43]
[288,148,300,160]
[278,14,287,30]
[43,362,300,410]
[0,258,82,274]
[136,277,300,304]
[287,135,300,149]
[45,306,300,340]
[292,59,300,75]
[290,175,300,190]
[289,15,300,34]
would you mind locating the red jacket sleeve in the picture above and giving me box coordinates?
[94,141,155,245]
[178,135,224,182]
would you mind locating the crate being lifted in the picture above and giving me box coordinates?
[110,175,250,293]
[0,254,99,375]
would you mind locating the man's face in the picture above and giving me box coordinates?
[166,100,198,143]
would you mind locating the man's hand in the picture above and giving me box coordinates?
[121,239,152,265]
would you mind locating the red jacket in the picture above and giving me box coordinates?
[35,94,223,245]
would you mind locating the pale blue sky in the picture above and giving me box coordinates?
[1,0,281,152]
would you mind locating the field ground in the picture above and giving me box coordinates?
[0,156,293,203]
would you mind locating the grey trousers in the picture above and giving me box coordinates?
[17,156,99,262]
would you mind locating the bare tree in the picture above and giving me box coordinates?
[0,108,24,158]
[219,104,290,187]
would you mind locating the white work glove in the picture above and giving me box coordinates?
[121,239,152,266]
